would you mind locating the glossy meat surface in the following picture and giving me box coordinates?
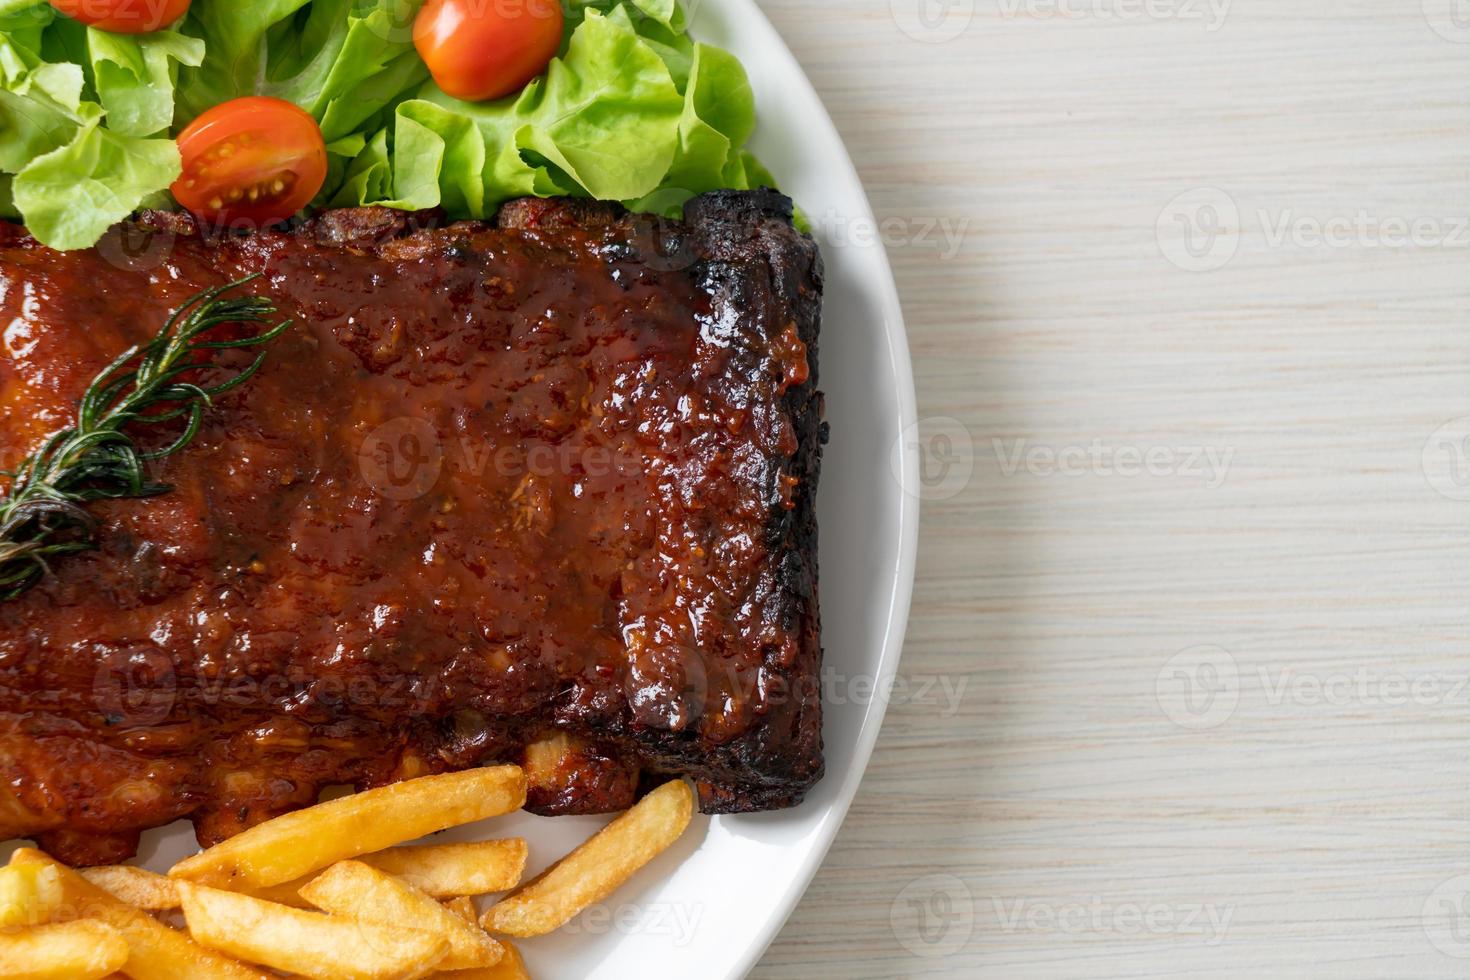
[0,192,825,864]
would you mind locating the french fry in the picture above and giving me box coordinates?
[0,920,128,980]
[79,864,310,918]
[484,780,693,937]
[358,840,528,897]
[246,839,527,909]
[431,940,531,980]
[81,866,180,911]
[444,896,477,922]
[170,767,527,889]
[7,850,271,980]
[89,875,319,912]
[178,881,449,980]
[83,828,522,916]
[0,862,64,927]
[243,876,315,908]
[299,861,502,971]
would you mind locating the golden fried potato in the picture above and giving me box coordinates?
[358,840,527,897]
[0,862,63,928]
[430,939,531,980]
[484,780,693,937]
[299,860,501,971]
[444,896,477,923]
[170,767,527,889]
[245,839,527,909]
[7,850,272,980]
[81,866,179,911]
[178,881,449,980]
[242,876,316,908]
[0,920,128,980]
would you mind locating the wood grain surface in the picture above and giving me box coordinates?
[752,1,1470,977]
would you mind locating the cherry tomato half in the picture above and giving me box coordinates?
[49,0,192,33]
[171,97,328,228]
[414,0,565,103]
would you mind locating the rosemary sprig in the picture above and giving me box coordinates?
[0,275,293,600]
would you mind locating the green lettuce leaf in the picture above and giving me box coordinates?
[0,84,86,174]
[89,28,205,137]
[12,119,180,249]
[507,9,682,201]
[328,126,392,206]
[341,4,772,218]
[650,42,755,211]
[630,0,686,32]
[0,3,194,246]
[177,0,428,141]
[0,0,48,15]
[0,16,95,175]
[393,99,485,212]
[565,0,684,34]
[0,3,52,82]
[174,0,316,117]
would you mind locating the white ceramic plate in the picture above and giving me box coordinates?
[6,3,919,976]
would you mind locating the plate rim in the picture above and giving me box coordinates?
[0,2,922,974]
[707,3,922,977]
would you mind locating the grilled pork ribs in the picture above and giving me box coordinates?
[0,190,825,865]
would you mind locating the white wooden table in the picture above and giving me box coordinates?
[752,1,1470,976]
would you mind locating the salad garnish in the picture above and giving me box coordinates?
[414,0,565,102]
[0,0,774,249]
[172,96,329,227]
